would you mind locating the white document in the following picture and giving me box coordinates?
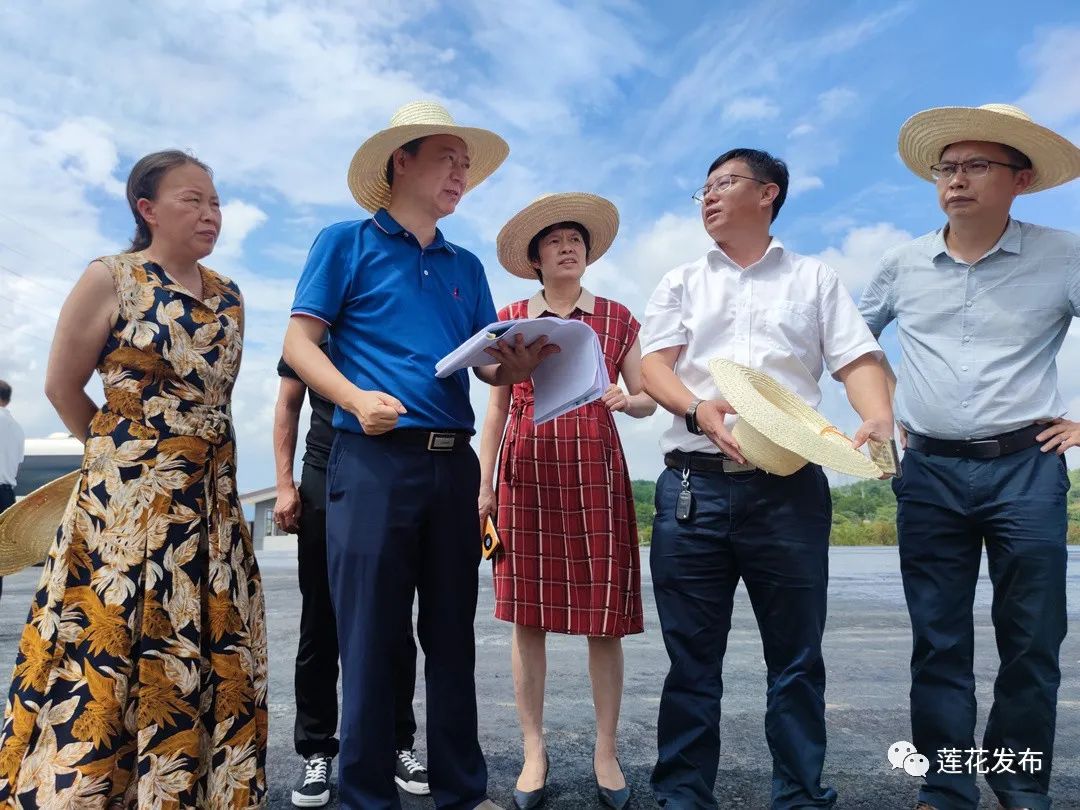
[435,318,609,425]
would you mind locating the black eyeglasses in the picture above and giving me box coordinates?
[929,159,1025,181]
[692,173,767,203]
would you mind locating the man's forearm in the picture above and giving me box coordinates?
[283,318,362,409]
[838,354,893,423]
[273,403,301,489]
[641,353,696,417]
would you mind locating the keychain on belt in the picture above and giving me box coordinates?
[675,465,694,522]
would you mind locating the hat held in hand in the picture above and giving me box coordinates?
[708,359,886,478]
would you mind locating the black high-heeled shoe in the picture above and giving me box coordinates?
[512,751,549,810]
[595,757,630,809]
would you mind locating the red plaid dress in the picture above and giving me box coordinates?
[493,294,644,637]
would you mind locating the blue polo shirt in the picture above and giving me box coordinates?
[291,208,498,434]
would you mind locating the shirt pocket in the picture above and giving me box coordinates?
[761,299,818,355]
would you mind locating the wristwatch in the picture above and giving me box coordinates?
[685,399,704,435]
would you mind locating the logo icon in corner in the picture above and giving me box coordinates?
[888,741,929,777]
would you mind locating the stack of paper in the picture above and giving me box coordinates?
[435,318,609,425]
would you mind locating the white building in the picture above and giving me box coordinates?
[239,486,296,550]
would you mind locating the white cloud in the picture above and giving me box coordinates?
[789,173,824,196]
[814,222,913,291]
[1015,26,1080,132]
[214,201,269,263]
[722,96,781,123]
[788,123,815,138]
[37,117,125,197]
[463,0,647,136]
[816,87,859,119]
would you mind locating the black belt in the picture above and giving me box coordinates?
[369,429,472,452]
[664,450,757,474]
[905,423,1043,459]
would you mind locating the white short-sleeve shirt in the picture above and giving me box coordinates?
[641,239,882,454]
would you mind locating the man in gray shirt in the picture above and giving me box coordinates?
[860,104,1080,810]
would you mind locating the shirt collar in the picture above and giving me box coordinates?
[372,208,456,254]
[932,217,1022,261]
[527,287,596,318]
[706,236,785,271]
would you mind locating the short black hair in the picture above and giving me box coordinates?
[526,221,592,283]
[707,148,789,222]
[939,142,1033,171]
[384,137,427,189]
[0,379,10,404]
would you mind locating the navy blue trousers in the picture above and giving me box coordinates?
[326,432,487,810]
[896,445,1069,810]
[650,462,837,809]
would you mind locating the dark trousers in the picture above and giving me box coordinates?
[294,462,418,758]
[896,445,1069,810]
[326,432,487,810]
[0,484,13,601]
[650,463,837,810]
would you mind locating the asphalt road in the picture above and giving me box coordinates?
[1,547,1078,809]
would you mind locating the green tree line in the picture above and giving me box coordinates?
[634,468,1080,546]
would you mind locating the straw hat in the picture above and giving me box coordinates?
[708,359,885,478]
[0,470,80,576]
[347,100,510,213]
[497,192,619,279]
[898,103,1080,193]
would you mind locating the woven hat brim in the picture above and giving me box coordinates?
[898,107,1080,194]
[709,359,883,479]
[347,124,509,213]
[0,470,81,576]
[496,193,620,279]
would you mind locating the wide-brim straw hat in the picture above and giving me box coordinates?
[0,470,80,576]
[898,103,1080,193]
[708,359,885,478]
[497,192,619,279]
[347,100,510,213]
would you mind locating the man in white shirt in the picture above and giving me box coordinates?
[0,379,26,601]
[641,148,893,809]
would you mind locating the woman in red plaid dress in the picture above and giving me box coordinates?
[478,193,655,809]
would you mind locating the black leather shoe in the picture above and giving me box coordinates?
[595,758,630,809]
[512,751,549,810]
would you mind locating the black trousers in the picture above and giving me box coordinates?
[0,483,13,601]
[294,462,417,758]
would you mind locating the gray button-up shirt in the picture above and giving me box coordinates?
[859,219,1080,440]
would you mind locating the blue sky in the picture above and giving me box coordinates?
[2,0,1078,493]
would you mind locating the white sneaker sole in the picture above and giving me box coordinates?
[291,788,330,807]
[395,776,431,795]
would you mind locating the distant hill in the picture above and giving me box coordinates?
[633,468,1080,546]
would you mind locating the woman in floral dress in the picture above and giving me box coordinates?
[0,151,267,808]
[478,193,654,809]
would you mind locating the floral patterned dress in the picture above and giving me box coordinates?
[0,253,267,808]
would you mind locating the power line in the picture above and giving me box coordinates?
[0,210,85,261]
[0,318,52,346]
[0,259,75,298]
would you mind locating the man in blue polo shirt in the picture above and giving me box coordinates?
[283,102,555,810]
[861,104,1080,810]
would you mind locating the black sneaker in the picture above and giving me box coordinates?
[292,754,333,807]
[395,748,430,795]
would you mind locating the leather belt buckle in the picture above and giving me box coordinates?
[722,459,756,474]
[968,439,1001,459]
[427,432,457,452]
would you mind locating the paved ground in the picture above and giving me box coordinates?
[1,547,1078,809]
